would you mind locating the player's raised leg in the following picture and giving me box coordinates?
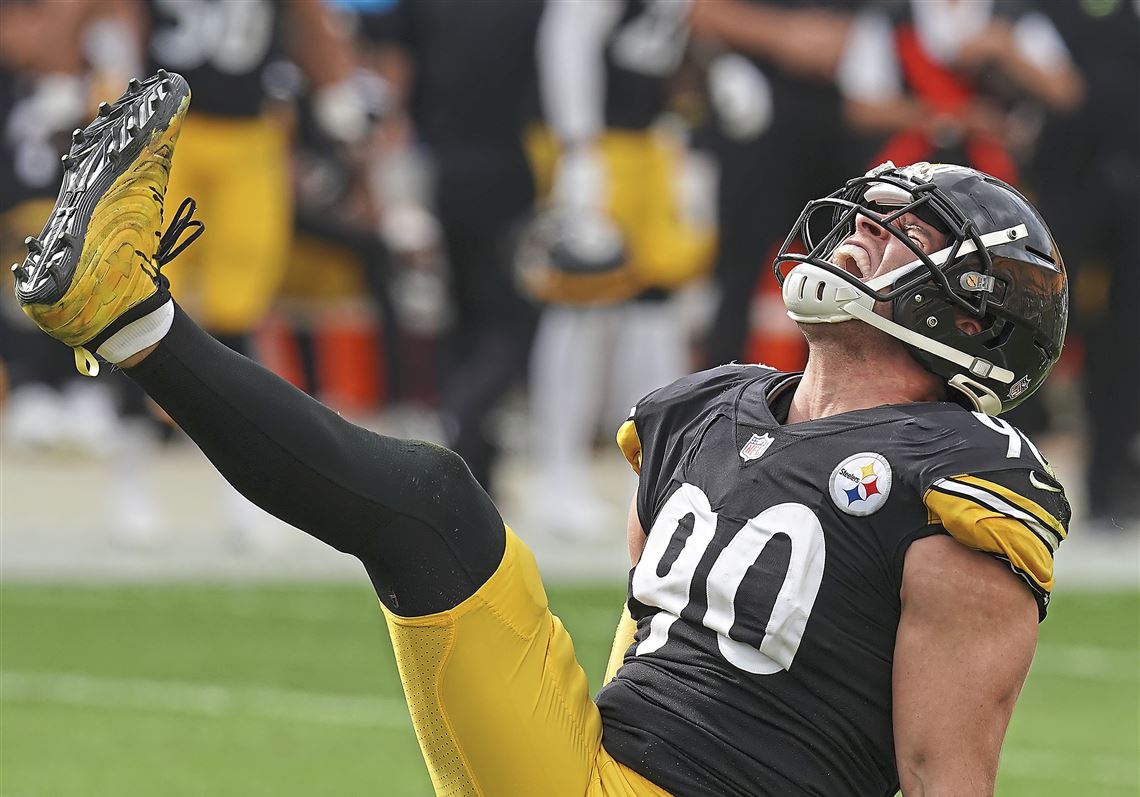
[13,73,653,797]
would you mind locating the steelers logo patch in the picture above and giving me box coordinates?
[829,452,893,516]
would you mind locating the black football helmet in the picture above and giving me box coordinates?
[774,161,1068,415]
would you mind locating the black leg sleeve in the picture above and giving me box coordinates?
[127,305,506,616]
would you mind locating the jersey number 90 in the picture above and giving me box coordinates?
[632,483,825,675]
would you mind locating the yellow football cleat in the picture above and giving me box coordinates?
[12,71,201,376]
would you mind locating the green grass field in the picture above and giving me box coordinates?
[1,583,1136,796]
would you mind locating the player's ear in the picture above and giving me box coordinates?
[955,317,983,336]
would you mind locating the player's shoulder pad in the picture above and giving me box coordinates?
[616,364,775,473]
[901,407,1071,617]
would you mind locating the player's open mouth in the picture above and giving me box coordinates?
[829,243,870,280]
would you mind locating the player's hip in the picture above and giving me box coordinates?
[382,527,673,796]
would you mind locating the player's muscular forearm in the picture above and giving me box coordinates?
[126,307,505,616]
[894,534,1038,796]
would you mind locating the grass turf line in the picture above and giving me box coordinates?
[1,585,1136,796]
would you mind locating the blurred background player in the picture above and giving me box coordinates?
[357,0,545,495]
[836,0,1082,184]
[1030,0,1139,529]
[141,0,363,354]
[524,0,715,538]
[0,1,133,453]
[688,0,857,372]
[116,0,369,545]
[262,3,395,418]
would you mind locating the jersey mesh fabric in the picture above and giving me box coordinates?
[385,620,479,797]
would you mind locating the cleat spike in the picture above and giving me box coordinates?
[128,77,142,92]
[72,128,85,144]
[157,68,169,81]
[24,236,42,253]
[11,262,25,280]
[60,232,80,249]
[60,153,71,167]
[98,101,111,117]
[126,116,138,132]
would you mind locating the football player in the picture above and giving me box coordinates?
[14,74,1069,796]
[525,0,715,537]
[136,0,366,353]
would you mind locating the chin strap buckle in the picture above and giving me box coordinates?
[968,358,995,378]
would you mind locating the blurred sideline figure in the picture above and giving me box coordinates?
[1031,0,1139,529]
[269,3,395,415]
[835,0,1082,436]
[0,1,132,454]
[526,0,715,538]
[141,0,363,357]
[837,0,1081,183]
[362,0,545,495]
[116,0,367,546]
[687,0,856,369]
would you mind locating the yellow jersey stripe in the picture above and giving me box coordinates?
[924,485,1054,594]
[932,478,1061,552]
[951,474,1067,541]
[616,419,642,474]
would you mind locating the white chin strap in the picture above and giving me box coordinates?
[782,224,1027,390]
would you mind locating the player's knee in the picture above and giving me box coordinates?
[362,439,505,608]
[399,439,476,492]
[390,440,501,537]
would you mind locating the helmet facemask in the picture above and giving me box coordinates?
[774,162,1042,415]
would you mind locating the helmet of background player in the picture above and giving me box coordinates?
[513,207,634,304]
[773,161,1068,416]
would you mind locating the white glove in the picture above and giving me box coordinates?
[708,53,773,141]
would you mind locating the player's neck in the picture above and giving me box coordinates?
[786,339,944,424]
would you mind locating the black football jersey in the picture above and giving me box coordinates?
[145,0,282,118]
[602,0,679,131]
[0,69,86,213]
[597,365,1070,797]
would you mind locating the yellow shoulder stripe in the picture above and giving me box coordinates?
[616,419,642,475]
[953,475,1067,541]
[924,486,1054,594]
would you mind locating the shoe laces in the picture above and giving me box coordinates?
[73,196,205,377]
[156,196,205,269]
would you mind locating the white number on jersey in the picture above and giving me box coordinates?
[151,0,274,75]
[610,0,691,77]
[972,411,1049,468]
[632,483,826,675]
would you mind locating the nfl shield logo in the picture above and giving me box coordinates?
[739,433,774,462]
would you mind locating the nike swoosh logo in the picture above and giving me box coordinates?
[1029,472,1062,493]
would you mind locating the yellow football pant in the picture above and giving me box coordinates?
[525,127,714,304]
[163,113,291,334]
[383,528,673,797]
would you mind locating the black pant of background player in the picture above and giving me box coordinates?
[433,153,539,493]
[703,77,859,369]
[1034,124,1140,524]
[1031,0,1140,526]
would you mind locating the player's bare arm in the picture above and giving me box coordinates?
[286,0,355,89]
[894,535,1038,796]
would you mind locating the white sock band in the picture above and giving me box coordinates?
[96,299,175,363]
